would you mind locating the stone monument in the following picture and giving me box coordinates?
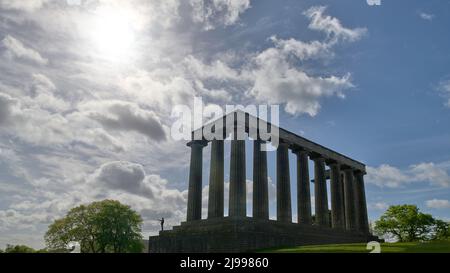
[149,111,378,252]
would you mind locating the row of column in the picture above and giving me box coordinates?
[186,138,369,234]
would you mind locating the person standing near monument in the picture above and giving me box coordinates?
[158,218,164,231]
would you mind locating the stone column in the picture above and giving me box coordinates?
[329,163,345,229]
[354,170,369,233]
[343,168,356,231]
[293,149,312,224]
[313,156,329,227]
[253,139,269,219]
[340,172,346,226]
[186,140,207,221]
[208,139,224,219]
[229,133,246,217]
[277,142,292,222]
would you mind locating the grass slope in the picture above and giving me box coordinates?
[260,240,450,253]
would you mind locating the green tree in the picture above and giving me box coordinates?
[45,200,144,253]
[433,219,450,240]
[3,244,37,253]
[374,205,436,242]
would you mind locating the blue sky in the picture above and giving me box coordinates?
[0,0,450,248]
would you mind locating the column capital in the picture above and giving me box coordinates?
[278,140,290,148]
[310,153,325,162]
[291,146,309,155]
[187,140,208,147]
[326,160,340,167]
[353,169,367,175]
[340,164,354,171]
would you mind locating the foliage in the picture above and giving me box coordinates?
[0,244,47,253]
[45,200,144,253]
[374,204,446,242]
[433,219,450,240]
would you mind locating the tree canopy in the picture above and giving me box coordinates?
[374,204,449,242]
[1,245,42,253]
[45,200,144,253]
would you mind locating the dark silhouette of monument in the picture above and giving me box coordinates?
[149,111,378,252]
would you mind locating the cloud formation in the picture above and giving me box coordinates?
[0,1,371,248]
[426,199,450,209]
[0,92,18,126]
[246,6,366,116]
[1,35,48,65]
[190,0,251,30]
[369,202,389,211]
[304,6,367,43]
[80,100,167,142]
[0,0,50,12]
[90,161,150,197]
[437,79,450,107]
[182,6,366,116]
[367,162,450,188]
[419,12,435,21]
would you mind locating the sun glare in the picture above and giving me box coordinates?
[91,6,137,62]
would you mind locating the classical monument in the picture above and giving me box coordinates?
[149,111,378,252]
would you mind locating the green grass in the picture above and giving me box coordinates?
[258,240,450,253]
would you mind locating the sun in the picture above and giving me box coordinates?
[90,6,137,62]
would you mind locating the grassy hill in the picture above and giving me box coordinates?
[259,240,450,253]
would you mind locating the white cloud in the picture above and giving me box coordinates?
[1,35,48,65]
[437,79,450,107]
[190,0,251,30]
[89,161,153,197]
[367,162,450,188]
[0,93,73,145]
[119,70,195,113]
[366,164,410,188]
[411,162,450,188]
[426,199,450,209]
[0,90,127,153]
[370,202,389,211]
[247,40,353,116]
[304,6,367,44]
[183,55,242,82]
[0,0,50,12]
[419,12,435,21]
[79,100,167,142]
[23,74,70,112]
[248,49,352,116]
[269,36,332,61]
[0,92,19,126]
[183,6,364,116]
[244,7,365,116]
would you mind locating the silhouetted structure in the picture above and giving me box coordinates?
[149,111,378,253]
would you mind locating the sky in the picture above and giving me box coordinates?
[0,0,450,249]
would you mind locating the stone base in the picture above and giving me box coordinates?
[148,217,379,253]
